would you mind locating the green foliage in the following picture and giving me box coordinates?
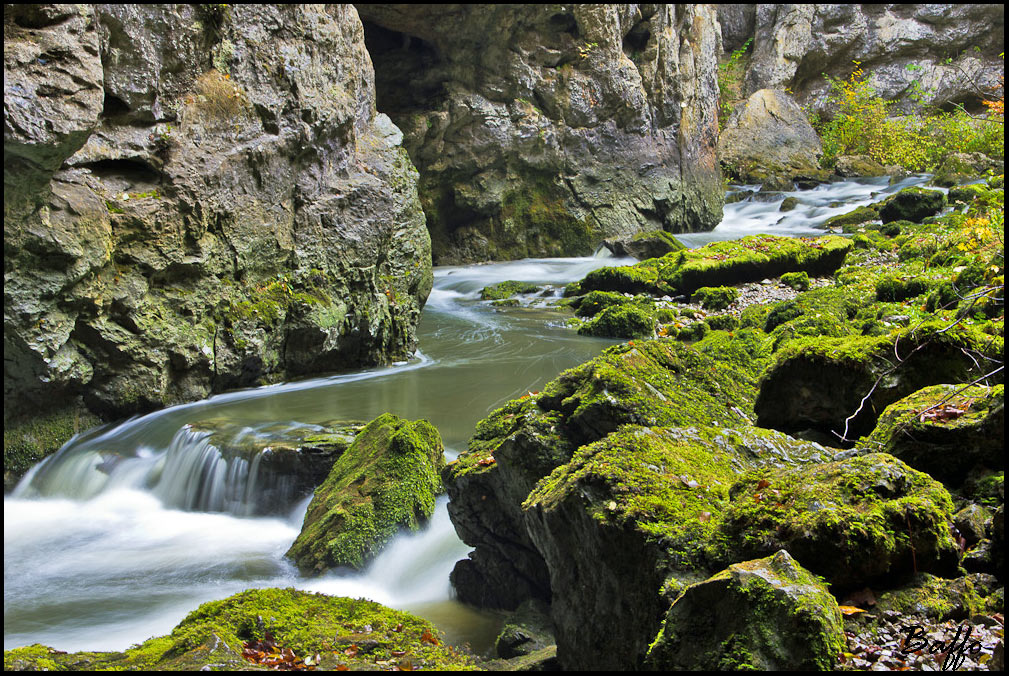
[718,39,752,127]
[812,61,1004,170]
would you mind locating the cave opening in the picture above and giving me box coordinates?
[360,20,446,118]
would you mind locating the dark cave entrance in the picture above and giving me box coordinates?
[360,20,446,118]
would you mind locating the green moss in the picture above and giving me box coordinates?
[286,414,445,573]
[718,453,959,586]
[860,384,1004,485]
[692,286,740,311]
[3,589,477,671]
[875,573,997,620]
[500,175,595,257]
[480,280,542,301]
[779,271,809,291]
[577,303,656,339]
[4,408,102,490]
[572,290,634,318]
[823,205,878,230]
[878,187,946,224]
[580,235,851,297]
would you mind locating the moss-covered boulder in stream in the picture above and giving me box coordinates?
[878,187,947,224]
[644,550,844,671]
[521,424,832,670]
[2,588,475,671]
[603,230,686,260]
[480,280,543,301]
[579,234,851,297]
[445,334,771,610]
[860,384,1004,486]
[286,414,444,574]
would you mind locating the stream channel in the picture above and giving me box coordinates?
[4,174,936,654]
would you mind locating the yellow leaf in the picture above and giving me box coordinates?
[838,605,866,615]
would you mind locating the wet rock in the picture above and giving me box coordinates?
[481,280,543,301]
[602,230,685,261]
[358,5,725,263]
[183,418,365,512]
[878,187,947,224]
[287,414,444,574]
[495,599,555,659]
[834,155,888,178]
[860,384,1004,486]
[644,550,844,670]
[779,196,799,211]
[717,89,826,188]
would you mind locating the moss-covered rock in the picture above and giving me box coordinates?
[444,336,771,610]
[522,425,832,670]
[822,205,878,230]
[755,321,1003,439]
[644,550,844,670]
[580,234,852,297]
[3,407,101,491]
[577,303,656,339]
[860,384,1004,486]
[874,572,1001,621]
[2,588,476,671]
[719,453,960,588]
[480,280,543,301]
[286,413,444,574]
[603,230,686,260]
[691,285,740,310]
[494,599,554,659]
[780,271,809,291]
[571,290,633,318]
[878,187,947,224]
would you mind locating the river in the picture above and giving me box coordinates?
[3,174,936,654]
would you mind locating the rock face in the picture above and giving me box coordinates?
[355,4,724,264]
[287,413,444,574]
[716,88,825,187]
[4,6,432,430]
[644,550,845,670]
[729,4,1005,115]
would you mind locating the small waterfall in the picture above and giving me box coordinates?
[17,425,304,517]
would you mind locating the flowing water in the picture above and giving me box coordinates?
[3,175,937,654]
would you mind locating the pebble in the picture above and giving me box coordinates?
[838,611,1004,671]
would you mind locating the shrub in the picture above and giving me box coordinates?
[812,61,1004,171]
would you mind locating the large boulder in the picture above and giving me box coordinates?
[445,335,770,610]
[4,6,432,464]
[754,322,1001,439]
[356,5,725,263]
[644,550,845,671]
[286,413,445,574]
[716,88,825,188]
[861,384,1004,486]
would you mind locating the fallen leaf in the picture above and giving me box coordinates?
[420,630,439,646]
[477,456,496,466]
[756,479,771,490]
[839,605,867,615]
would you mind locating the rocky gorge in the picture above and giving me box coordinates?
[4,2,1006,673]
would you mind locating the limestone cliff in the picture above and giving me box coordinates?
[4,5,431,428]
[356,4,724,264]
[718,4,1004,115]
